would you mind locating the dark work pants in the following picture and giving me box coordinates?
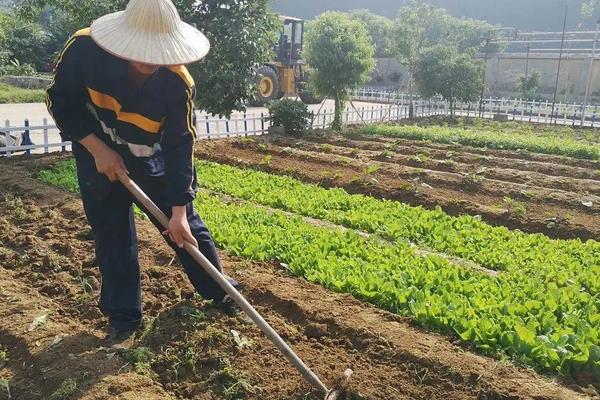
[72,142,227,331]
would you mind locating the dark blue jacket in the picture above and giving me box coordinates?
[47,28,198,206]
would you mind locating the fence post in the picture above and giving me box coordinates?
[243,113,248,137]
[43,118,49,153]
[4,120,11,157]
[593,106,597,128]
[260,112,265,134]
[23,119,32,157]
[205,115,211,139]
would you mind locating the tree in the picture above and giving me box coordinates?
[348,9,393,58]
[582,0,599,18]
[175,0,279,117]
[304,12,375,131]
[413,45,484,117]
[18,0,279,117]
[391,2,498,118]
[0,10,48,70]
[391,2,451,118]
[517,70,541,99]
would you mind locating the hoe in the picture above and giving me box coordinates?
[120,175,353,400]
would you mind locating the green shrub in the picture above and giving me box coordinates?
[0,59,37,77]
[267,99,313,136]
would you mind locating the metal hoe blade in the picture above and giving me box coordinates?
[119,176,354,399]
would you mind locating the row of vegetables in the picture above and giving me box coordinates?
[40,159,600,379]
[359,124,600,161]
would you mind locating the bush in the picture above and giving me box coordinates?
[0,59,37,77]
[267,99,313,136]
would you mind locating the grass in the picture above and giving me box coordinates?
[0,83,46,104]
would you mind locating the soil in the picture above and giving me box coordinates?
[0,154,597,400]
[194,133,600,241]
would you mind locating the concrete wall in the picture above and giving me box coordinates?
[483,54,600,102]
[0,76,51,90]
[367,55,600,103]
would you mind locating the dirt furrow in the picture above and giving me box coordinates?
[305,134,600,180]
[268,136,600,196]
[345,132,600,171]
[246,141,600,214]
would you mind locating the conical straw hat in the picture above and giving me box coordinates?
[90,0,210,66]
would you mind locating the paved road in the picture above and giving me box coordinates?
[0,99,386,154]
[0,99,383,126]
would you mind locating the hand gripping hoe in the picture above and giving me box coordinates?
[120,176,353,400]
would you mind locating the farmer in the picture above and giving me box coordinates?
[46,0,239,344]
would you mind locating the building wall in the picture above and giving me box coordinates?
[483,54,600,101]
[368,55,600,103]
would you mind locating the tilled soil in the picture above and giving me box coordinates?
[194,133,600,241]
[0,155,596,399]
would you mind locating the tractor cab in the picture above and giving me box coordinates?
[274,16,305,66]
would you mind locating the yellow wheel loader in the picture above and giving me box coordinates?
[250,16,324,106]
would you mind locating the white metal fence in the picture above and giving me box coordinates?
[0,101,444,156]
[6,89,597,156]
[351,88,600,128]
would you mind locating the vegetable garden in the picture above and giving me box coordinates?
[1,117,598,399]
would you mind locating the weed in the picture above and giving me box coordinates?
[42,251,67,273]
[398,182,415,192]
[49,378,77,400]
[503,197,527,217]
[0,348,6,369]
[76,227,93,241]
[258,143,268,150]
[464,173,484,187]
[349,175,361,184]
[0,379,9,400]
[177,304,206,328]
[259,155,272,166]
[364,165,380,175]
[138,317,159,343]
[75,276,95,295]
[321,144,333,153]
[380,150,394,159]
[122,347,155,375]
[207,358,259,400]
[4,195,28,222]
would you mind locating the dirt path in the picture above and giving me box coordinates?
[0,155,595,399]
[194,137,600,241]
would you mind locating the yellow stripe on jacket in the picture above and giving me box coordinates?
[87,87,162,134]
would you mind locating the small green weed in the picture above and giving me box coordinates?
[0,348,7,369]
[321,144,333,153]
[49,378,77,400]
[122,346,155,375]
[207,358,259,400]
[503,196,527,217]
[364,165,380,175]
[259,155,272,166]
